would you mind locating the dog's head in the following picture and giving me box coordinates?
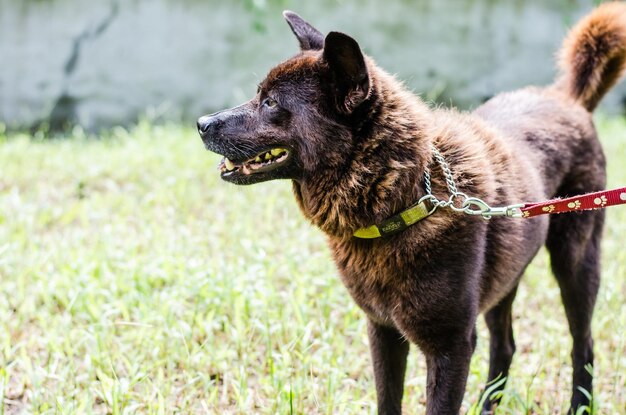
[197,11,372,185]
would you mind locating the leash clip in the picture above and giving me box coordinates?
[462,198,524,219]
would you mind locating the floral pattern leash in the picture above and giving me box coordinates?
[519,186,626,218]
[426,146,626,220]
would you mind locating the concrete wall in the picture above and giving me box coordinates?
[1,0,622,130]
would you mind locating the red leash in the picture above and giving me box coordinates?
[519,186,626,218]
[428,145,626,220]
[392,148,626,225]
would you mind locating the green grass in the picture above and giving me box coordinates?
[0,117,625,414]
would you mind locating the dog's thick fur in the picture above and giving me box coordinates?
[198,3,626,414]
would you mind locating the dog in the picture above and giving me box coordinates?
[198,3,626,413]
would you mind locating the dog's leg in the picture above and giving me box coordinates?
[391,275,479,414]
[546,209,605,413]
[423,328,476,415]
[481,285,518,414]
[367,319,410,415]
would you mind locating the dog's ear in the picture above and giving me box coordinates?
[323,31,370,113]
[283,11,324,51]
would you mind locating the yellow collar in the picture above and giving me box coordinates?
[353,199,434,239]
[353,145,440,239]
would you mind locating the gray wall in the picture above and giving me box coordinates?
[1,0,622,130]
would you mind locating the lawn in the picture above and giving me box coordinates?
[0,117,624,414]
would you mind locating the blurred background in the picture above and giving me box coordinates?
[0,0,621,131]
[1,1,625,414]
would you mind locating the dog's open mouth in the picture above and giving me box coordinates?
[218,147,290,177]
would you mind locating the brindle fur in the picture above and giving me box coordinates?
[198,4,626,414]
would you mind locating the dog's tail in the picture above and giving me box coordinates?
[555,1,626,111]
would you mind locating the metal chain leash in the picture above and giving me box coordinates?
[431,146,458,195]
[418,146,524,219]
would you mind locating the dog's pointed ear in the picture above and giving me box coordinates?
[323,31,370,113]
[283,10,324,51]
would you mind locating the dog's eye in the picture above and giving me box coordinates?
[264,98,278,108]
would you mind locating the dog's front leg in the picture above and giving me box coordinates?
[368,319,410,415]
[423,329,476,415]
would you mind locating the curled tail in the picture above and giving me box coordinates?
[556,1,626,111]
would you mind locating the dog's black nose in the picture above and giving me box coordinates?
[197,116,212,135]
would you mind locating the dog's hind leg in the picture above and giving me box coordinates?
[367,319,410,415]
[481,285,518,414]
[546,208,605,413]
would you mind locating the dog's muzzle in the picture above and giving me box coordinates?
[197,103,251,142]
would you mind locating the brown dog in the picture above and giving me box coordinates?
[198,3,626,414]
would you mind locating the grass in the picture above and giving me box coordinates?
[0,116,625,415]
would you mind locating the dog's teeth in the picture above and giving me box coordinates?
[264,153,272,160]
[224,158,235,171]
[255,156,262,163]
[270,148,283,156]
